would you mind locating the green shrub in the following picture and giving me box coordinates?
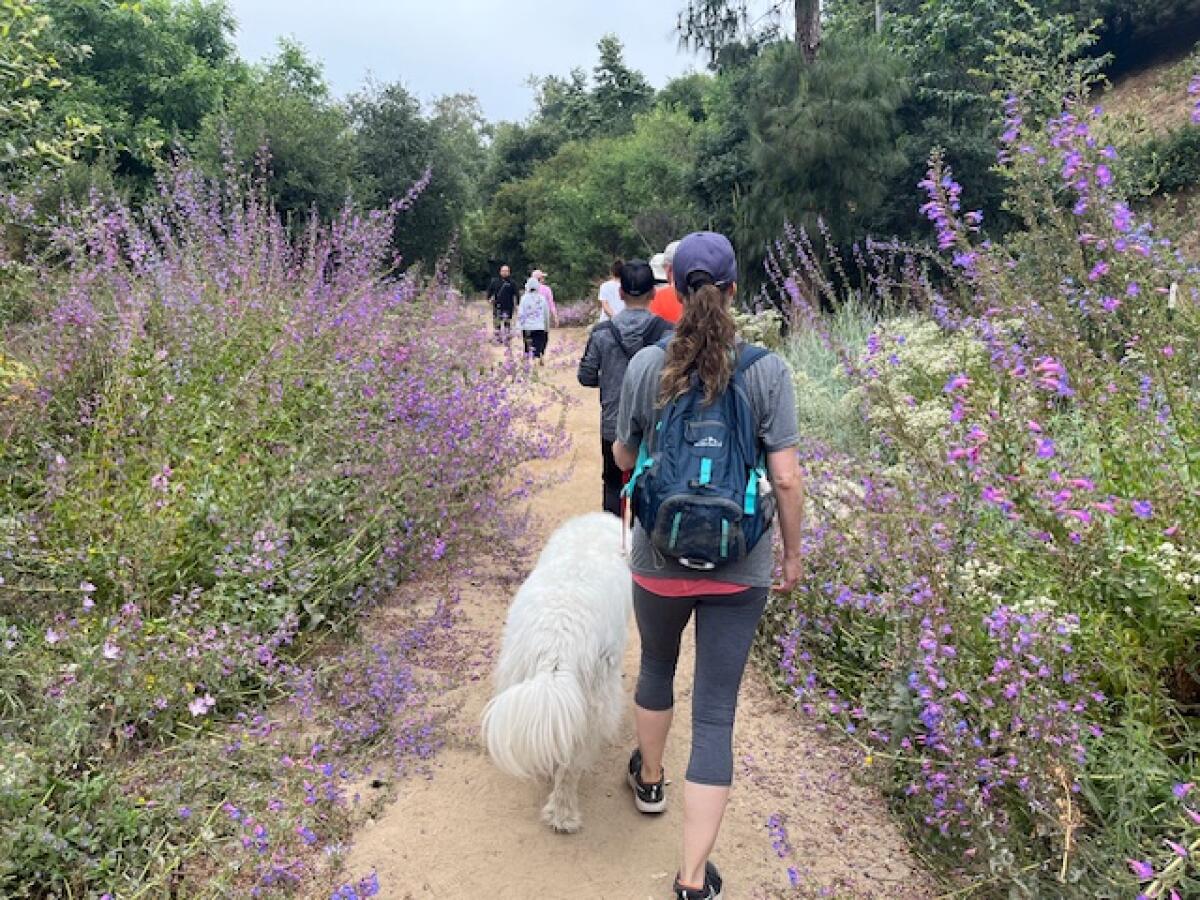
[0,155,560,895]
[763,57,1200,900]
[778,296,876,454]
[1125,125,1200,195]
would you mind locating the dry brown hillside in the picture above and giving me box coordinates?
[1100,50,1196,137]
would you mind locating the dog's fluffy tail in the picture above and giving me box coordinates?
[481,668,587,780]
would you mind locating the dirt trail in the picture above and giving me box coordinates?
[343,328,938,899]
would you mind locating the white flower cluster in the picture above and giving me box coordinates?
[811,475,866,524]
[0,742,33,790]
[956,558,1008,608]
[1011,594,1061,616]
[957,559,1080,631]
[1122,541,1200,589]
[843,316,989,451]
[873,317,987,390]
[734,307,785,350]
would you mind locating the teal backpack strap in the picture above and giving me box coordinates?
[744,464,760,515]
[744,452,769,515]
[622,439,654,499]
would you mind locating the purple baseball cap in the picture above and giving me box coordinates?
[672,231,738,295]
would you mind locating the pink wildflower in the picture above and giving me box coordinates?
[188,694,216,717]
[150,463,173,492]
[944,373,970,393]
[1127,859,1155,881]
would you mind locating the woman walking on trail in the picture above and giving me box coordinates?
[532,269,559,327]
[517,277,551,362]
[598,258,626,321]
[613,232,804,900]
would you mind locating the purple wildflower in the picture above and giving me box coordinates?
[1128,859,1155,881]
[944,374,970,394]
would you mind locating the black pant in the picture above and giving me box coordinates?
[522,329,548,358]
[493,306,513,340]
[634,583,769,786]
[601,437,623,517]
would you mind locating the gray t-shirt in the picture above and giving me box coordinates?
[615,345,800,586]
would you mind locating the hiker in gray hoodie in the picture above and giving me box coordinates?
[578,259,672,516]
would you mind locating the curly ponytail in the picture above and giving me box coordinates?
[658,273,737,406]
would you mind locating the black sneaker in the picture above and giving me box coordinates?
[673,861,723,900]
[626,748,666,814]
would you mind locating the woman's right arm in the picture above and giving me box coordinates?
[767,447,804,592]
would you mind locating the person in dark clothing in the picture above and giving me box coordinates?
[577,259,672,516]
[486,264,518,343]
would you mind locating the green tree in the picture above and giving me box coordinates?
[429,93,489,203]
[827,0,1200,75]
[196,40,354,222]
[41,0,238,177]
[526,35,654,144]
[590,34,655,132]
[686,53,760,239]
[657,72,712,122]
[473,34,661,287]
[479,120,564,200]
[484,107,703,299]
[0,0,97,182]
[531,67,596,143]
[427,93,489,279]
[740,37,910,278]
[678,0,822,64]
[351,84,485,267]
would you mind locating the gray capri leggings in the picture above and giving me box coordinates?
[633,582,769,787]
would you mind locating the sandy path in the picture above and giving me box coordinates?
[342,327,938,899]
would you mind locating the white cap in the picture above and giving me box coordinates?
[663,240,681,266]
[649,253,668,283]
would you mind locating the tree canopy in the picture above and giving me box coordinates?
[4,0,1199,297]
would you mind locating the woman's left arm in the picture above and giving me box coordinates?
[767,447,804,592]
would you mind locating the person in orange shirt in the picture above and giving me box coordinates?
[649,240,683,324]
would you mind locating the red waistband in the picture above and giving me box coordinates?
[633,574,749,597]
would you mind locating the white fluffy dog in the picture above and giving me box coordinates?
[481,512,631,833]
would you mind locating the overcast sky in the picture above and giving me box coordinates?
[224,1,744,123]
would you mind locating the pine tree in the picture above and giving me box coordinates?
[678,1,822,65]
